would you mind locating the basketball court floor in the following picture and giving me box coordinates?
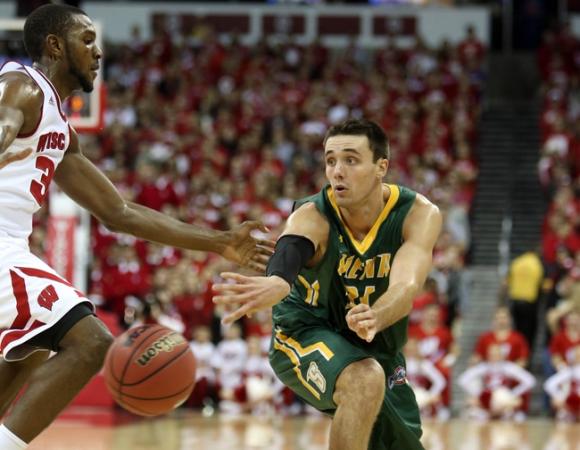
[27,409,580,450]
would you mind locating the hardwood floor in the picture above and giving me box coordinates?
[28,410,580,450]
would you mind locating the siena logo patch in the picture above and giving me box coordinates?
[306,361,326,393]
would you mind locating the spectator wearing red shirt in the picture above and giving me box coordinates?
[472,306,530,368]
[409,303,457,408]
[133,159,181,211]
[457,24,485,67]
[550,309,580,371]
[409,304,456,368]
[409,277,439,326]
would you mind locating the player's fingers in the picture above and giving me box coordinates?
[246,260,266,273]
[350,311,374,322]
[256,239,276,250]
[244,220,270,234]
[253,252,271,263]
[219,272,252,283]
[364,330,376,343]
[346,309,369,324]
[212,283,253,293]
[222,302,256,325]
[356,319,376,330]
[213,290,256,305]
[346,308,372,322]
[346,304,370,316]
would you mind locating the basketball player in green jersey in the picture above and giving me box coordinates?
[213,118,442,450]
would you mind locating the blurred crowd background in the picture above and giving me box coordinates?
[8,1,579,422]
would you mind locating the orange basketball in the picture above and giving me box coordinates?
[103,324,196,416]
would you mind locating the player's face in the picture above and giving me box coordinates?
[64,15,102,93]
[324,135,387,208]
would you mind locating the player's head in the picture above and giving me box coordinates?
[24,4,101,93]
[323,118,390,207]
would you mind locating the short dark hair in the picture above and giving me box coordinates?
[23,4,87,62]
[324,118,390,161]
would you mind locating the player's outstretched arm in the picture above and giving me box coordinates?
[346,194,442,342]
[54,127,273,271]
[213,202,329,325]
[0,73,43,167]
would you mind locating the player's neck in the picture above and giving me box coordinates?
[33,60,73,101]
[339,184,388,239]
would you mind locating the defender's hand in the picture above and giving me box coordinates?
[0,148,32,169]
[213,273,290,325]
[346,303,378,343]
[220,221,275,272]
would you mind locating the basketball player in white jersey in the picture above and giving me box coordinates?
[0,5,272,448]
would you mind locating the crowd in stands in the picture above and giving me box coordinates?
[24,19,578,421]
[535,21,580,422]
[37,22,478,417]
[18,12,580,421]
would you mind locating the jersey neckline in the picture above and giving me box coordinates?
[326,183,400,255]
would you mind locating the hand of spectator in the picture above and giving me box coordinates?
[0,148,32,169]
[346,303,378,343]
[212,273,290,325]
[220,221,275,272]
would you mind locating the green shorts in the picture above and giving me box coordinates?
[269,325,424,450]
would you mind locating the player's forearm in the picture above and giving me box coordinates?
[371,281,419,331]
[106,201,227,254]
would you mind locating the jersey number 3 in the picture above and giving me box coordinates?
[30,155,55,205]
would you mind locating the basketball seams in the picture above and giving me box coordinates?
[103,324,197,416]
[119,344,193,387]
[117,326,169,406]
[119,380,194,401]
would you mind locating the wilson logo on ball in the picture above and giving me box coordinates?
[136,334,186,367]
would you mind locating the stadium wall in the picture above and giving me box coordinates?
[82,2,490,48]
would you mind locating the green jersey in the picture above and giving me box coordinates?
[272,183,417,358]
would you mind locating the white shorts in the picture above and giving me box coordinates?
[0,238,94,361]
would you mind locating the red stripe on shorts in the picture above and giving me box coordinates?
[0,320,46,352]
[9,270,31,328]
[16,266,84,297]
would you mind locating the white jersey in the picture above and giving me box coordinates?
[0,62,71,242]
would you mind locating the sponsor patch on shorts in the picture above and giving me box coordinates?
[388,365,407,389]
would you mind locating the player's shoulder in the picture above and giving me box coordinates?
[410,193,440,216]
[399,192,442,243]
[289,201,328,225]
[0,70,44,109]
[285,201,329,244]
[403,193,441,228]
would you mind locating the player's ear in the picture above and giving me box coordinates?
[376,158,389,179]
[45,34,64,60]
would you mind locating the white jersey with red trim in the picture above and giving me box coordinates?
[0,62,71,242]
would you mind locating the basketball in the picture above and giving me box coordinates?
[103,324,196,416]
